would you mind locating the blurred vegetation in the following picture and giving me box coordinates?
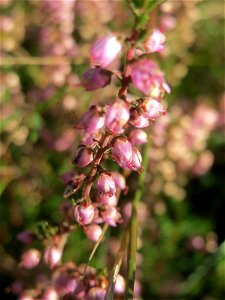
[0,0,224,299]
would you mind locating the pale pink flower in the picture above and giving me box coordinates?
[101,206,122,227]
[131,59,170,96]
[112,137,133,169]
[74,203,95,225]
[20,249,41,269]
[129,108,150,128]
[105,102,130,133]
[85,224,102,242]
[42,287,59,300]
[54,271,77,296]
[75,105,105,134]
[129,129,148,145]
[90,33,122,68]
[111,172,126,190]
[115,274,125,295]
[144,29,165,53]
[127,147,142,171]
[87,287,106,300]
[98,194,118,206]
[96,171,116,197]
[141,98,166,120]
[72,146,94,168]
[44,246,62,269]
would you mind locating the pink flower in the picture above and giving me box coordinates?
[74,203,95,225]
[144,29,165,53]
[101,206,122,227]
[111,172,126,190]
[75,105,105,134]
[82,68,112,91]
[131,59,170,96]
[54,271,77,296]
[127,147,142,171]
[96,171,116,197]
[98,194,118,206]
[20,249,40,269]
[84,224,102,242]
[90,33,122,68]
[115,274,125,295]
[42,288,59,300]
[87,287,106,300]
[44,246,62,269]
[129,108,150,128]
[105,102,130,133]
[129,129,148,145]
[112,137,132,169]
[72,146,94,168]
[141,98,166,120]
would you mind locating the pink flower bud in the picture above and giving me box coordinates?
[96,171,116,197]
[20,249,40,269]
[82,68,112,91]
[131,59,170,96]
[112,137,132,169]
[141,98,166,120]
[101,206,122,227]
[84,224,102,242]
[115,274,125,295]
[111,172,126,190]
[87,287,106,300]
[98,194,118,206]
[72,146,94,168]
[74,203,95,225]
[44,246,62,269]
[42,288,59,300]
[75,105,105,134]
[129,129,148,145]
[54,271,77,296]
[144,29,165,53]
[129,108,150,128]
[105,102,130,134]
[127,147,142,171]
[90,33,122,68]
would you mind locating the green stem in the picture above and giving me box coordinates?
[105,228,129,300]
[125,138,151,300]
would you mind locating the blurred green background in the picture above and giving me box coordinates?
[0,0,224,299]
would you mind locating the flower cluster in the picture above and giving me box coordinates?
[62,30,170,239]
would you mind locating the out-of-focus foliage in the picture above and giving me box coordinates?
[0,0,224,299]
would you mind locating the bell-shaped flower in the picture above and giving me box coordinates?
[131,59,170,97]
[82,67,112,91]
[112,137,132,169]
[74,203,95,225]
[44,246,62,269]
[75,105,105,134]
[144,29,165,53]
[84,224,102,242]
[96,171,116,197]
[129,129,148,145]
[20,249,41,269]
[90,33,122,68]
[101,206,122,227]
[105,102,130,134]
[72,145,94,168]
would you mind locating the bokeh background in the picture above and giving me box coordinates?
[0,0,224,299]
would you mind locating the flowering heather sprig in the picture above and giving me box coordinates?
[60,28,170,242]
[17,5,170,299]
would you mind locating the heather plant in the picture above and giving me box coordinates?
[1,1,224,300]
